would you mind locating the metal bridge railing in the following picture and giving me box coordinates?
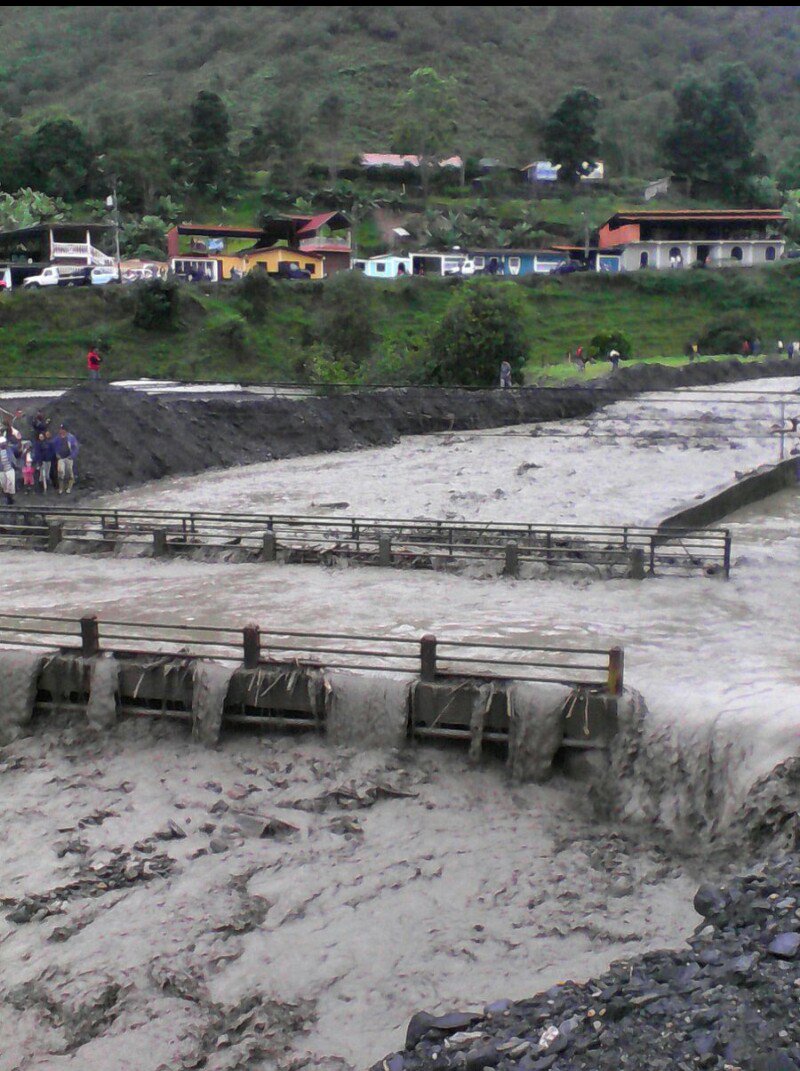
[0,506,731,577]
[0,613,621,692]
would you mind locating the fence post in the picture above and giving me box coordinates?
[243,624,261,669]
[648,536,656,576]
[545,531,553,565]
[420,634,437,681]
[80,615,100,658]
[503,541,520,578]
[262,531,277,561]
[378,534,392,567]
[723,532,732,580]
[152,529,168,557]
[607,646,624,696]
[628,547,645,580]
[47,521,63,552]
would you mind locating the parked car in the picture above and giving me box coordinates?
[90,266,120,286]
[22,266,92,288]
[276,262,311,280]
[552,262,587,275]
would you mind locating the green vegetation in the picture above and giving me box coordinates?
[542,88,601,184]
[429,282,527,386]
[0,7,797,174]
[1,263,798,387]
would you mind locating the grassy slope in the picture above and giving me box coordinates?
[0,8,798,168]
[0,263,798,386]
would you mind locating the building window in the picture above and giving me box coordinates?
[304,263,315,272]
[376,263,386,273]
[508,256,521,273]
[766,246,776,261]
[474,256,484,267]
[639,251,649,268]
[731,246,743,261]
[669,246,683,268]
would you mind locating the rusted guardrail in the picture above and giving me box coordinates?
[0,506,731,577]
[0,612,622,692]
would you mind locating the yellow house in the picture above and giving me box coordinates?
[228,246,325,279]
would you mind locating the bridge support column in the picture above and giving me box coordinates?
[628,547,645,580]
[152,529,168,557]
[47,522,63,552]
[378,534,392,567]
[262,531,277,562]
[503,542,520,578]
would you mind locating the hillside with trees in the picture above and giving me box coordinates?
[0,6,798,181]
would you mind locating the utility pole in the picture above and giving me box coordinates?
[111,176,122,281]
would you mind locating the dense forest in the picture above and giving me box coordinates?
[0,6,798,176]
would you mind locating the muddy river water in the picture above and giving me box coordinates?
[0,379,798,1069]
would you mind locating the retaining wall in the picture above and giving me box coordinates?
[658,454,800,532]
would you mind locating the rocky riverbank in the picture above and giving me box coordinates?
[377,854,800,1071]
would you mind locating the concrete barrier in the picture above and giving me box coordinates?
[658,455,800,533]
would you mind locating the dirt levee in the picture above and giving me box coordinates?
[8,356,799,497]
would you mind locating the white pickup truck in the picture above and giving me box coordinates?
[22,265,91,288]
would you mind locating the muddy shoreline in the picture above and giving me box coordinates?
[4,357,799,498]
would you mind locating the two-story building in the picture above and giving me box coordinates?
[0,222,114,285]
[166,212,351,280]
[597,209,787,271]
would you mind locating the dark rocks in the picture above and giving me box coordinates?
[768,932,800,959]
[405,1012,481,1050]
[379,855,800,1071]
[693,883,728,919]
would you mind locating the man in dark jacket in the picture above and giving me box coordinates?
[55,427,75,494]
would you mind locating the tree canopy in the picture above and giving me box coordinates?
[428,282,528,387]
[393,68,458,191]
[662,63,762,199]
[542,87,601,182]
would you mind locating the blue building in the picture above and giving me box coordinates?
[462,250,568,276]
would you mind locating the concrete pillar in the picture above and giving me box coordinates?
[47,522,63,552]
[80,615,100,658]
[152,529,168,557]
[262,531,277,561]
[503,542,520,578]
[628,547,645,580]
[378,534,392,567]
[243,624,261,669]
[607,647,624,696]
[420,634,437,681]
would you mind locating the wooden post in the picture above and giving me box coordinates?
[262,531,277,561]
[503,541,519,577]
[378,533,392,567]
[628,547,645,580]
[607,646,624,696]
[80,615,100,658]
[723,531,732,580]
[420,634,437,681]
[152,529,168,557]
[243,624,261,669]
[648,536,656,576]
[47,521,63,552]
[545,530,553,565]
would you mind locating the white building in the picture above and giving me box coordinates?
[598,209,787,272]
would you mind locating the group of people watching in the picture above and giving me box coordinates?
[0,409,80,506]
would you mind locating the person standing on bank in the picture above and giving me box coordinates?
[55,427,75,494]
[87,345,102,380]
[500,360,512,389]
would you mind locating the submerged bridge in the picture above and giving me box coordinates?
[0,506,731,578]
[0,612,624,770]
